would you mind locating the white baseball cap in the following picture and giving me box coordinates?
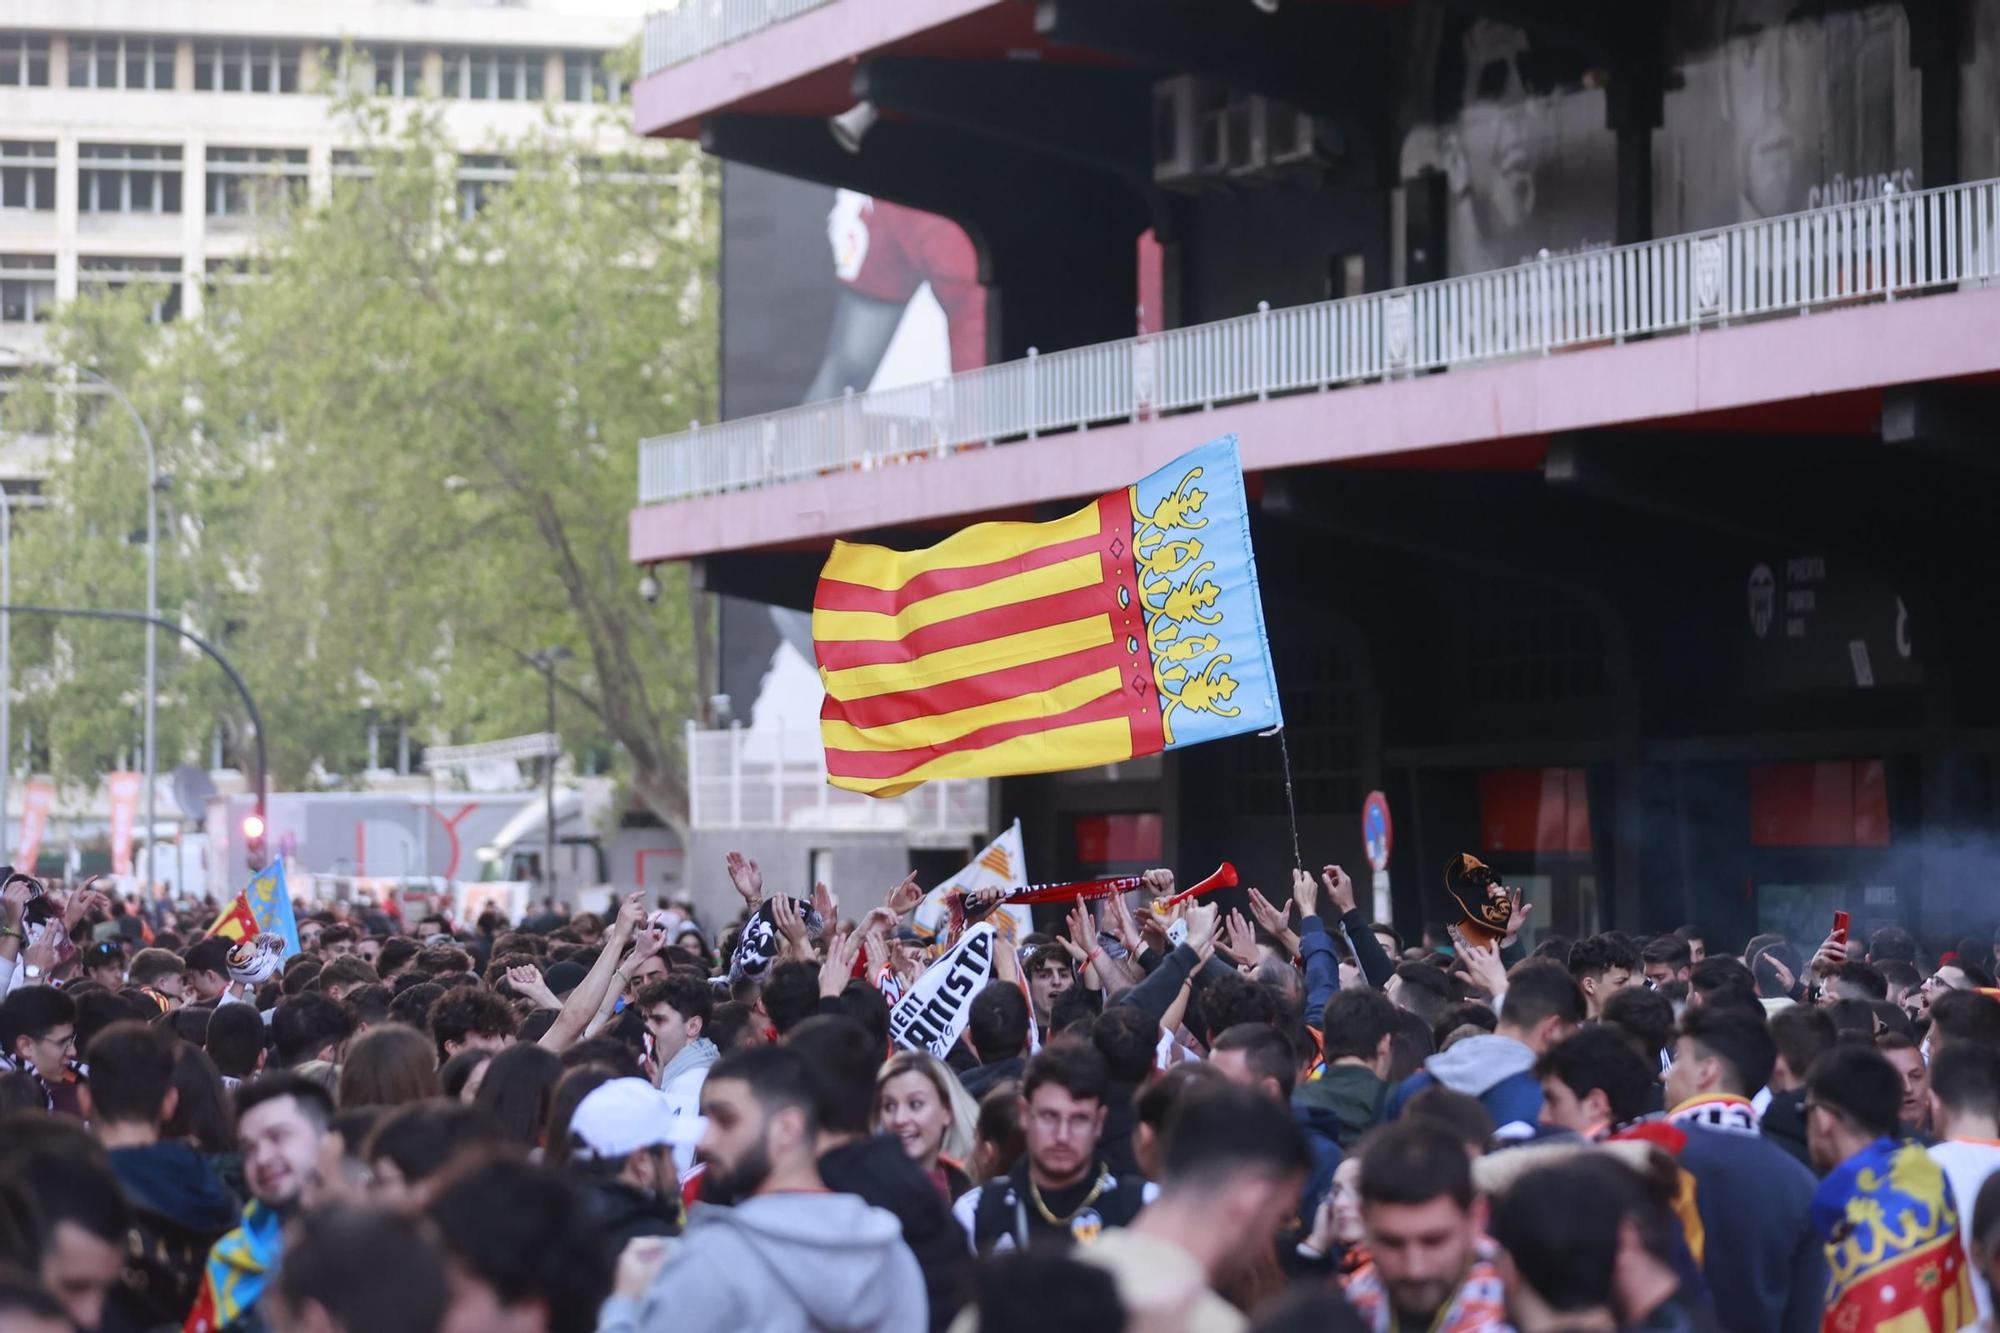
[569,1078,704,1160]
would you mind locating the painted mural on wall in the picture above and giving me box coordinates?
[1400,0,1929,278]
[715,165,989,732]
[1963,0,2000,181]
[1399,12,1617,274]
[1667,0,1918,229]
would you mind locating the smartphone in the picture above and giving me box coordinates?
[1832,910,1851,946]
[12,872,53,926]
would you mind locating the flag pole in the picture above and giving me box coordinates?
[1262,723,1302,872]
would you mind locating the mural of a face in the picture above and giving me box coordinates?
[1720,0,1821,217]
[1452,20,1542,238]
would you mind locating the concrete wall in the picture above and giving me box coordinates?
[682,827,918,934]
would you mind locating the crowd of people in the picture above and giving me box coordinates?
[3,854,2000,1333]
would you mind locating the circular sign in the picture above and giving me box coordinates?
[1362,791,1393,873]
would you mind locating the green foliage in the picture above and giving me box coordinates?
[3,99,716,825]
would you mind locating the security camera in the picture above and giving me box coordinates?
[637,568,661,604]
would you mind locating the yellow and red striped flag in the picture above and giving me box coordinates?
[204,892,259,944]
[813,435,1280,795]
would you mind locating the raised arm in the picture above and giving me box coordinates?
[1324,865,1395,989]
[540,892,644,1053]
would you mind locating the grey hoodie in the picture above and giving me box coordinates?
[1420,1032,1536,1096]
[599,1191,927,1333]
[1401,1031,1545,1137]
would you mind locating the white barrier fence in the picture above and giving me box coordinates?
[685,722,987,842]
[642,0,834,75]
[640,179,2000,507]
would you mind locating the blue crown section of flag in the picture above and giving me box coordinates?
[243,858,301,956]
[183,1201,281,1333]
[1132,434,1282,752]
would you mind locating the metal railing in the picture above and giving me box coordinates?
[642,0,834,76]
[685,721,988,842]
[640,177,2000,506]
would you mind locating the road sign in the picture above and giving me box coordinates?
[1362,791,1392,873]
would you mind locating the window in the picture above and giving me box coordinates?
[330,149,373,181]
[206,146,307,217]
[0,254,55,323]
[443,48,543,101]
[562,52,619,103]
[1,141,55,212]
[79,143,182,214]
[346,44,424,98]
[202,256,262,296]
[67,35,175,90]
[192,41,299,94]
[79,256,182,322]
[456,154,514,218]
[0,34,50,87]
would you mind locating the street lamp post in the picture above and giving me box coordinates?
[0,605,266,843]
[71,369,161,893]
[527,646,572,902]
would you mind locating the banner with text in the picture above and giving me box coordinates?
[889,922,997,1059]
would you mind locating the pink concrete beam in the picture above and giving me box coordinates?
[629,283,2000,565]
[634,0,1006,138]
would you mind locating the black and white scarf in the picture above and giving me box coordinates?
[1668,1093,1760,1134]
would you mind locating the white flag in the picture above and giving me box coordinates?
[889,923,997,1059]
[913,820,1031,940]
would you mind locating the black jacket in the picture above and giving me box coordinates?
[958,1055,1025,1101]
[1097,1078,1142,1178]
[820,1133,970,1333]
[1760,1087,1813,1172]
[578,1179,680,1260]
[104,1141,240,1333]
[960,1157,1147,1256]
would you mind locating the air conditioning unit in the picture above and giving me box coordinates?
[1152,75,1227,188]
[1198,105,1231,175]
[1234,97,1324,177]
[1224,96,1265,177]
[1268,105,1322,168]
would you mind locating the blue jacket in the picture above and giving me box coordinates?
[1291,1096,1344,1223]
[1387,1033,1543,1135]
[1675,1122,1824,1333]
[1297,913,1340,1022]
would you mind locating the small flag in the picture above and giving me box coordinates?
[913,821,1030,940]
[243,858,301,957]
[204,893,259,944]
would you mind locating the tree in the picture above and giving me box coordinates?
[6,98,717,834]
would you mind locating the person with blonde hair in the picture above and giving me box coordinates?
[875,1049,978,1200]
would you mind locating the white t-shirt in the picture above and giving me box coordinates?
[1930,1139,2000,1322]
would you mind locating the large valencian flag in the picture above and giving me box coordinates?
[813,434,1281,796]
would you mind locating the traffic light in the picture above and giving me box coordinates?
[243,811,268,872]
